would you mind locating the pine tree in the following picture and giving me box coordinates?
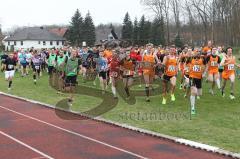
[151,17,165,46]
[159,17,165,46]
[139,15,152,45]
[133,18,139,45]
[138,15,146,46]
[144,21,152,44]
[67,9,83,46]
[121,12,133,43]
[83,11,96,46]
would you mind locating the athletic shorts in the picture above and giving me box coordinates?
[21,63,27,68]
[65,75,77,87]
[222,71,235,80]
[48,66,55,75]
[32,65,41,73]
[99,71,107,80]
[123,75,133,78]
[163,75,175,82]
[5,70,15,79]
[143,69,154,76]
[190,78,202,89]
[219,69,224,73]
[208,70,219,75]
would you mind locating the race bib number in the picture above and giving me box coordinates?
[184,67,189,72]
[8,65,14,69]
[35,66,40,70]
[124,70,133,76]
[228,64,234,70]
[192,65,201,72]
[111,72,118,78]
[101,66,107,71]
[211,61,218,67]
[168,65,175,72]
[144,62,152,68]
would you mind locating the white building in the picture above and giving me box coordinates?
[3,27,66,51]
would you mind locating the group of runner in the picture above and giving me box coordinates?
[1,42,240,115]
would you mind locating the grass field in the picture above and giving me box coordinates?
[0,69,240,153]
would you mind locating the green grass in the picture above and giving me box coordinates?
[0,70,240,153]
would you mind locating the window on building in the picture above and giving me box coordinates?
[50,41,53,45]
[21,41,23,46]
[14,41,17,46]
[8,41,10,46]
[43,41,46,45]
[38,41,41,44]
[62,41,64,45]
[56,41,59,46]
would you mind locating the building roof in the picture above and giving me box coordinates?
[48,28,68,37]
[4,27,66,41]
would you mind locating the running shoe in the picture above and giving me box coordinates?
[209,89,214,95]
[146,97,150,102]
[230,95,236,100]
[171,94,176,101]
[221,89,225,97]
[162,98,167,105]
[191,109,196,115]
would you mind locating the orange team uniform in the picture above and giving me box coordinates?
[222,57,236,80]
[208,56,220,75]
[202,46,211,53]
[190,58,205,79]
[165,56,178,77]
[104,50,113,61]
[122,60,135,76]
[143,54,155,76]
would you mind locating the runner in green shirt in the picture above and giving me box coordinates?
[64,49,82,106]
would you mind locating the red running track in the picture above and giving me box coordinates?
[0,94,233,159]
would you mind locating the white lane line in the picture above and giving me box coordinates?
[0,131,54,159]
[31,157,47,159]
[0,105,148,159]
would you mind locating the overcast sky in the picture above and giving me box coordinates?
[0,0,146,31]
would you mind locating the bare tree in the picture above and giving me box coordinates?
[141,0,240,46]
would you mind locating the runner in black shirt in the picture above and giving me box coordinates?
[1,52,8,72]
[3,53,17,91]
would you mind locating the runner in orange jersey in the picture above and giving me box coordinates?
[220,47,240,99]
[142,44,158,102]
[162,46,178,105]
[205,47,221,95]
[121,51,136,99]
[189,48,207,115]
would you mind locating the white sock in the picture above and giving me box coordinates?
[190,95,195,110]
[112,86,116,96]
[216,79,221,89]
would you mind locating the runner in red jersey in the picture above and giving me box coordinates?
[109,50,121,98]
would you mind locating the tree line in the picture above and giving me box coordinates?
[121,12,166,47]
[141,0,240,47]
